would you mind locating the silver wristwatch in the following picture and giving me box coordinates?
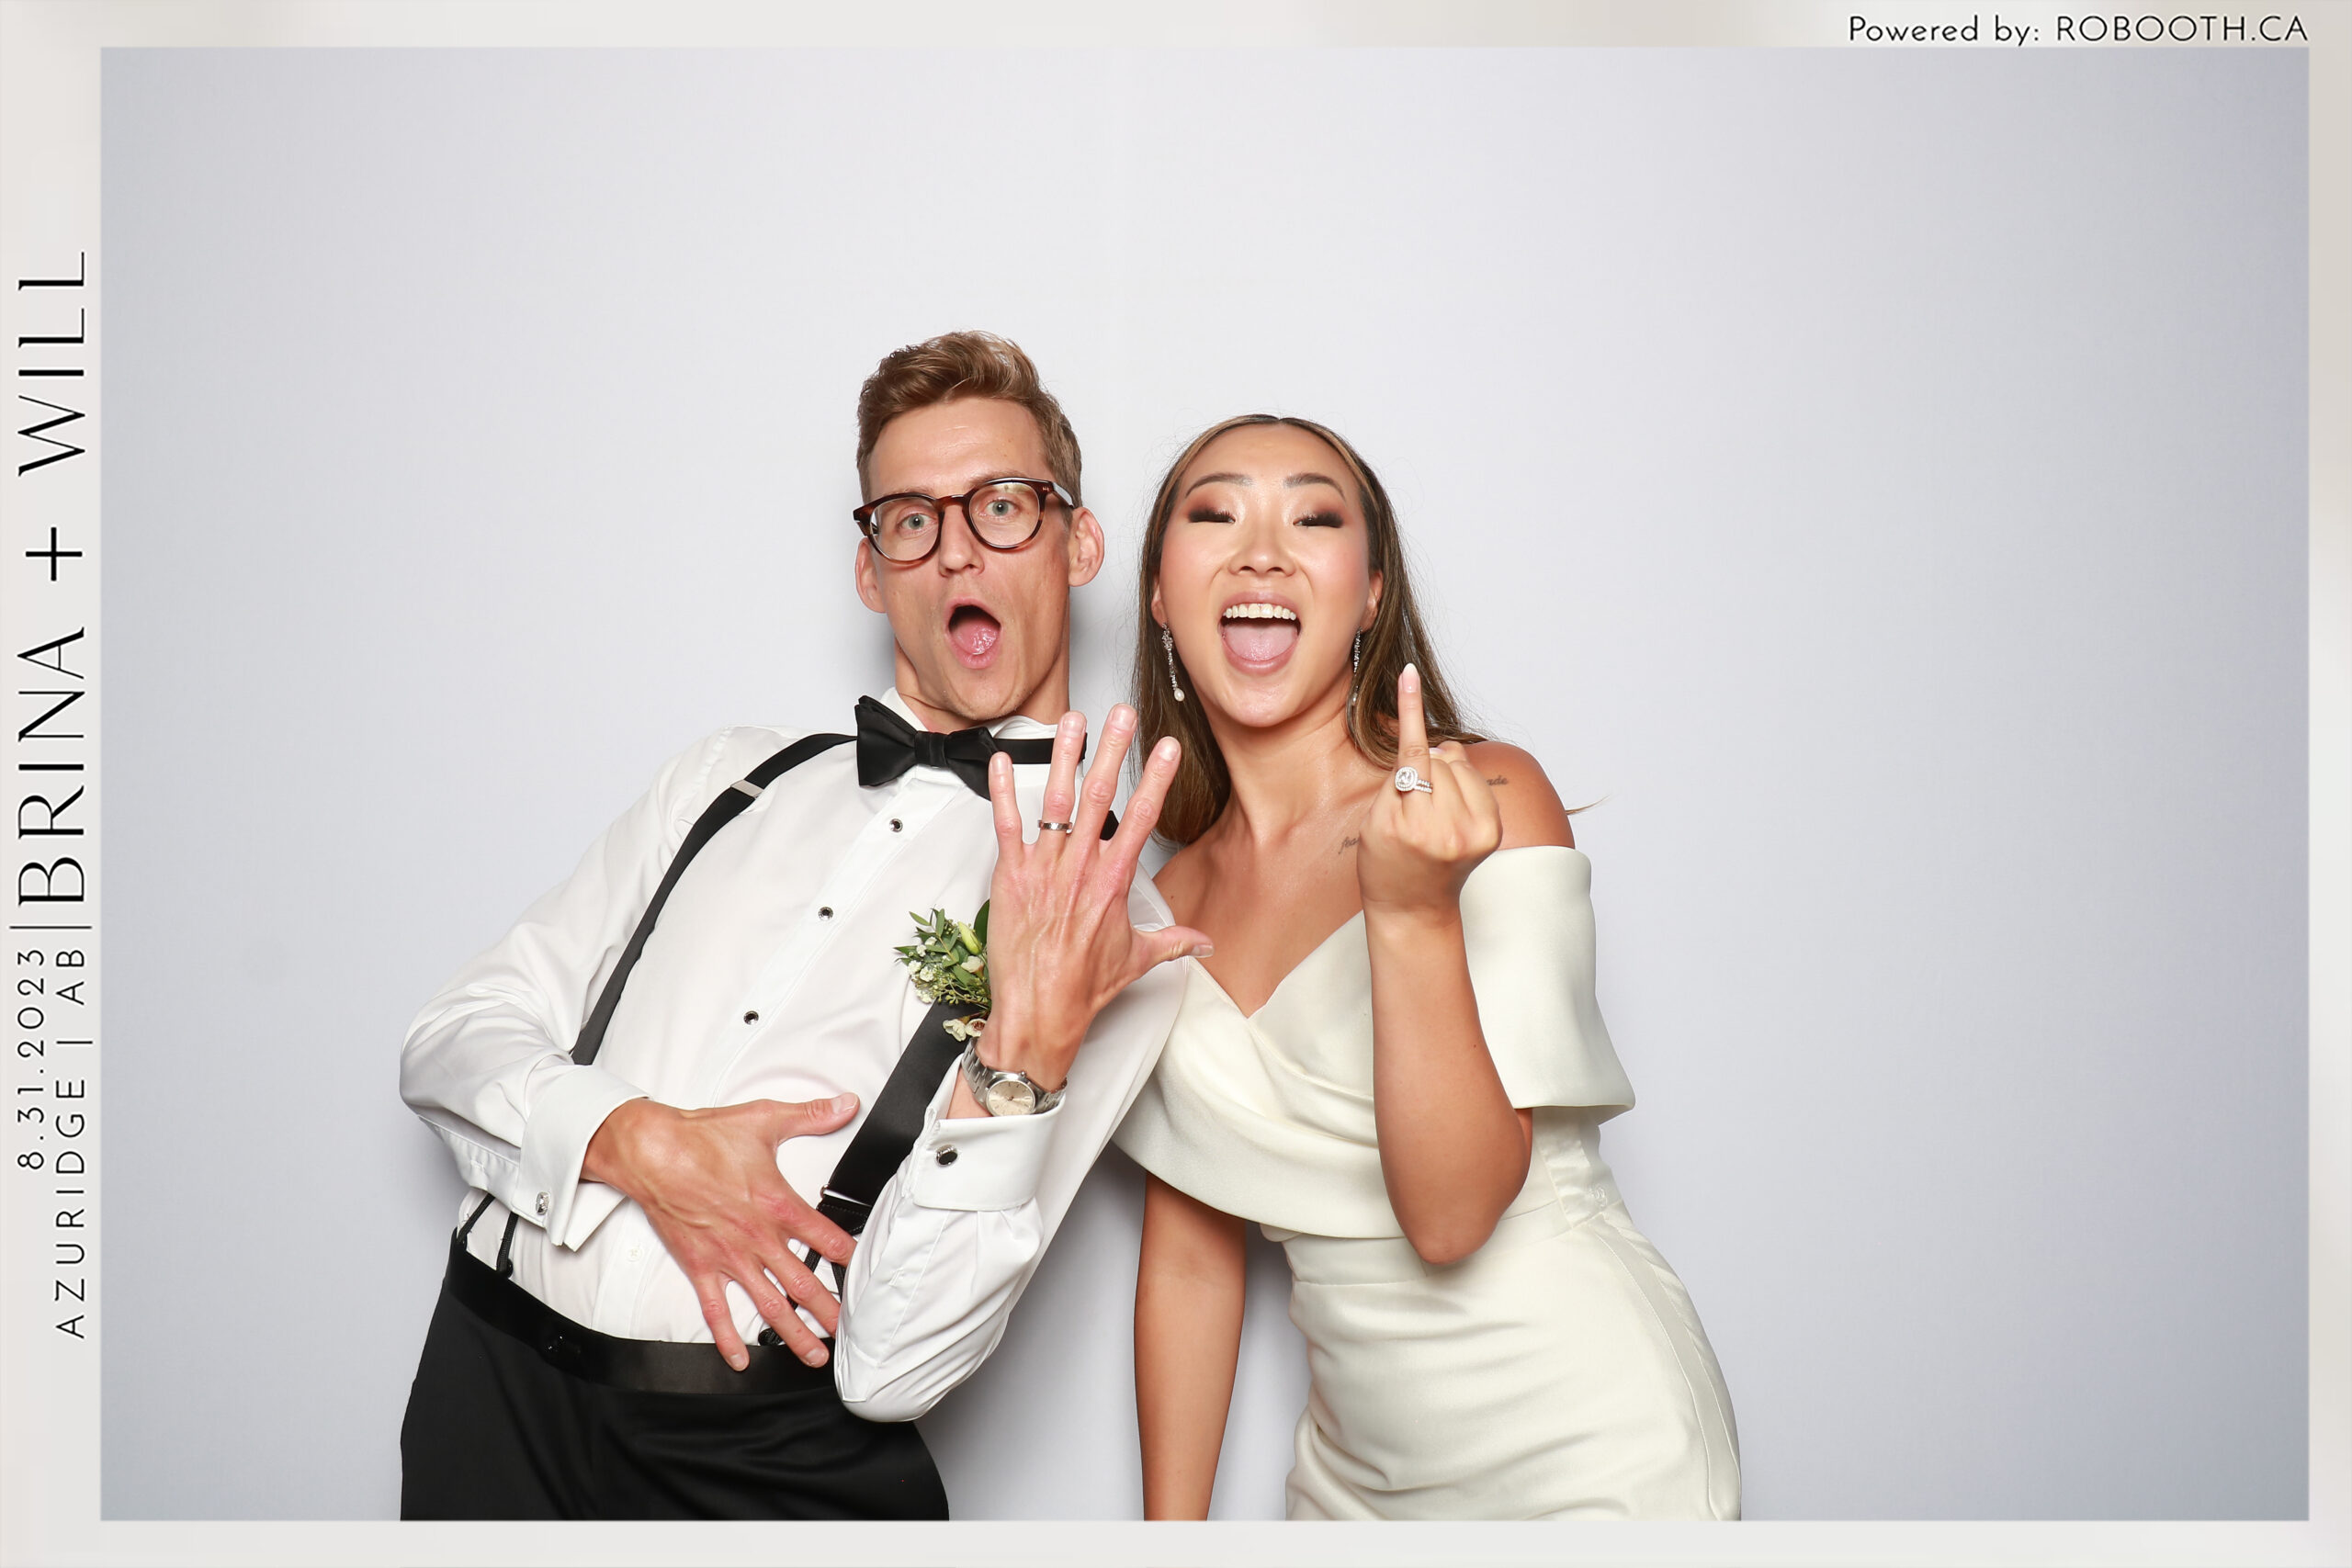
[959,1044,1065,1117]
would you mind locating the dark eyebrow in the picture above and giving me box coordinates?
[1182,471,1254,498]
[1284,472,1343,491]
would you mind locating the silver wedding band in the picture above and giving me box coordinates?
[1394,766,1435,795]
[1037,818,1077,834]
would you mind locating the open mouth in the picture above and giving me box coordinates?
[1219,602,1300,671]
[947,603,1002,666]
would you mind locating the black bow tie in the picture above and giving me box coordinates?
[854,696,1057,800]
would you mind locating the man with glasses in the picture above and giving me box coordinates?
[397,331,1203,1518]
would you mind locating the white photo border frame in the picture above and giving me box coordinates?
[2,3,2345,1565]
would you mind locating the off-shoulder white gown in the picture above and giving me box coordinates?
[1114,846,1740,1520]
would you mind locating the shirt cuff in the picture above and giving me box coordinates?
[517,1063,645,1247]
[902,1067,1059,1212]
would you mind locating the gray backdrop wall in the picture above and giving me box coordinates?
[101,47,2306,1519]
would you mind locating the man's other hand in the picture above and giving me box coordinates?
[581,1095,858,1371]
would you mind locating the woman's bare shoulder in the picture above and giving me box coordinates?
[1462,740,1574,851]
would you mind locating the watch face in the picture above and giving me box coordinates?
[983,1077,1038,1116]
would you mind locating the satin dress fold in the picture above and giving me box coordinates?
[1115,846,1740,1520]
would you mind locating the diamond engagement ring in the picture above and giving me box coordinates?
[1393,766,1435,794]
[1037,818,1077,834]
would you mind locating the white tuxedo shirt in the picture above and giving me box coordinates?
[398,688,1183,1419]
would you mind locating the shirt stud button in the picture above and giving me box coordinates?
[743,1010,759,1024]
[818,906,834,919]
[934,1145,958,1167]
[890,818,904,832]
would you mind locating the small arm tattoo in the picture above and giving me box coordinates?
[1487,775,1510,786]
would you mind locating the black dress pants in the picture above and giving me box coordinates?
[400,1243,948,1520]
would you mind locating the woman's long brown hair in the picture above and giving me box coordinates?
[1133,414,1478,847]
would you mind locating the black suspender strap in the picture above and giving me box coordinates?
[456,1191,496,1245]
[494,1213,521,1280]
[812,998,973,1239]
[763,999,971,1323]
[571,732,854,1067]
[452,1189,522,1280]
[455,1192,524,1280]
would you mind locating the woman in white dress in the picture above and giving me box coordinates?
[1113,415,1741,1520]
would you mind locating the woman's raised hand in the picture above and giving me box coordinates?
[978,705,1212,1090]
[1355,665,1502,919]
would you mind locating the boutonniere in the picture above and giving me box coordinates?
[895,902,991,1042]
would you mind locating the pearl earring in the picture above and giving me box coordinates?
[1162,626,1186,703]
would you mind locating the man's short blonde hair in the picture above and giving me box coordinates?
[854,331,1083,504]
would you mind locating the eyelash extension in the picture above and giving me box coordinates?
[1181,507,1340,525]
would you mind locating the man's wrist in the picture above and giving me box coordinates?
[580,1095,660,1193]
[971,1011,1074,1093]
[944,1075,992,1120]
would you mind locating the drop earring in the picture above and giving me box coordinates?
[1162,626,1186,703]
[1349,631,1363,711]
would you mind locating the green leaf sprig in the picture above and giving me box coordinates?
[895,902,991,1041]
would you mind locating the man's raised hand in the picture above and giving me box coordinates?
[582,1094,859,1371]
[974,705,1211,1093]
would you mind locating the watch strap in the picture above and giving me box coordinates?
[959,1044,1066,1115]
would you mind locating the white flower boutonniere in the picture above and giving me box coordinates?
[895,902,991,1042]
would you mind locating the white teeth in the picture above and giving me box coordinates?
[1222,604,1298,622]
